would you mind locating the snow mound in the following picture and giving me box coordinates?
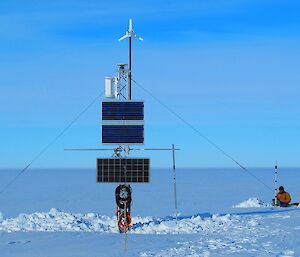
[0,208,118,233]
[233,198,271,208]
[0,209,236,234]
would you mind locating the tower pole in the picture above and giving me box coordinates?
[172,144,178,222]
[129,36,132,100]
[274,160,278,205]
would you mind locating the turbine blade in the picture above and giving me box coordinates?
[133,34,143,41]
[129,18,133,31]
[118,34,128,41]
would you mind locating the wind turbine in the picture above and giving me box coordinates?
[118,19,143,100]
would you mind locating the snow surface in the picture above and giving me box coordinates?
[0,207,300,256]
[0,168,299,257]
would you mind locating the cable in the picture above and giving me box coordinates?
[0,91,104,195]
[132,79,273,192]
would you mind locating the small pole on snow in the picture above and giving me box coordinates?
[172,144,178,222]
[274,160,278,206]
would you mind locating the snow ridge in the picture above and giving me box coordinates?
[0,208,235,234]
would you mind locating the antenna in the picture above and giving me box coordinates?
[118,18,143,100]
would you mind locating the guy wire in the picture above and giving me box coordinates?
[132,79,273,192]
[0,91,104,195]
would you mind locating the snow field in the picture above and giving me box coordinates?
[4,206,296,256]
[0,201,299,256]
[140,209,300,257]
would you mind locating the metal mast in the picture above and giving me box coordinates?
[129,35,132,99]
[118,19,143,100]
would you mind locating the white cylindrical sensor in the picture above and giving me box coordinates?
[105,77,115,98]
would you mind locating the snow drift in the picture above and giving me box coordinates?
[233,198,271,208]
[0,208,237,234]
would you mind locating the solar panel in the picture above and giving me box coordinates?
[97,158,150,183]
[102,101,144,120]
[102,125,144,144]
[102,101,144,144]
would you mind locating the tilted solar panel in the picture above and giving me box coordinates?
[96,158,150,183]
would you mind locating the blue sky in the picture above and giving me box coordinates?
[1,0,300,168]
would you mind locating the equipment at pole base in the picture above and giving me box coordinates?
[115,184,132,233]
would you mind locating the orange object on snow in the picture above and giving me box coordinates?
[277,191,291,204]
